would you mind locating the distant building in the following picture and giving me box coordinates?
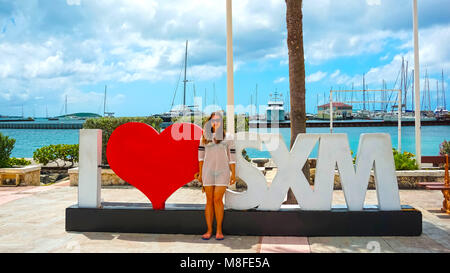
[317,102,353,120]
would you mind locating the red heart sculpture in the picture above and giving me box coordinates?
[106,122,203,210]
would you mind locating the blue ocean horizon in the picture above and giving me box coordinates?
[248,126,450,158]
[1,125,448,159]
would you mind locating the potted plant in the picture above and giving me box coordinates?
[439,140,450,156]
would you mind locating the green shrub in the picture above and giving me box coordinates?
[392,148,419,170]
[33,145,56,165]
[33,144,79,167]
[172,115,249,132]
[83,116,163,165]
[8,158,31,167]
[61,144,79,166]
[0,133,15,168]
[439,140,450,156]
[353,148,418,170]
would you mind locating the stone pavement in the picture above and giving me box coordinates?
[0,180,448,253]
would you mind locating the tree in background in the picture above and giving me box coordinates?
[285,0,309,204]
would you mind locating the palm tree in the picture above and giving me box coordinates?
[285,0,308,204]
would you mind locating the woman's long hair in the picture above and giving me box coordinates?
[201,111,226,145]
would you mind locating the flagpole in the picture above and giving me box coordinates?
[226,0,235,134]
[413,0,421,168]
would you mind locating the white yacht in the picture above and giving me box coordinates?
[266,92,286,122]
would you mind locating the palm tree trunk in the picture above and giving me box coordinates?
[285,0,309,204]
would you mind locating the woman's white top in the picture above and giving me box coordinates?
[198,132,236,186]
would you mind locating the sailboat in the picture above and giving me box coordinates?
[435,69,448,120]
[103,85,115,118]
[154,40,203,126]
[48,96,69,120]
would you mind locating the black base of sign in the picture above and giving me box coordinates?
[66,203,422,236]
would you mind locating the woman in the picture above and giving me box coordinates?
[196,111,236,240]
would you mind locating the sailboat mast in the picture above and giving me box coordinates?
[65,95,68,115]
[316,93,319,114]
[421,70,426,110]
[351,82,354,110]
[183,40,188,108]
[436,80,439,109]
[427,73,431,111]
[363,73,366,110]
[103,85,107,117]
[255,84,258,118]
[404,60,408,111]
[381,80,385,112]
[411,70,414,111]
[400,57,404,113]
[443,69,447,110]
[250,94,253,116]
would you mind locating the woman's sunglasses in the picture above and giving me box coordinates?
[211,118,221,123]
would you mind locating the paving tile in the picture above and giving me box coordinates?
[0,184,448,253]
[259,236,310,253]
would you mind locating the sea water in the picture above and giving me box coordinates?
[0,125,449,159]
[0,129,79,158]
[247,126,450,158]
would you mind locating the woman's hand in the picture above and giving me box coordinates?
[229,174,236,185]
[195,172,205,193]
[194,172,203,183]
[229,163,236,185]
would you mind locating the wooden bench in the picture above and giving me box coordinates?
[417,154,449,214]
[422,155,448,167]
[426,185,450,190]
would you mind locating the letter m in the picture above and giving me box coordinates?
[315,133,401,211]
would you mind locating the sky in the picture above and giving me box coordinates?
[0,0,449,117]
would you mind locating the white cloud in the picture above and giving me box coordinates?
[366,0,381,6]
[331,70,341,78]
[306,71,328,83]
[66,0,81,6]
[322,22,450,92]
[417,24,450,74]
[380,53,390,61]
[274,77,286,84]
[1,0,449,115]
[305,30,409,64]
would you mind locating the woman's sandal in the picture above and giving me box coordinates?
[215,234,224,241]
[202,233,212,240]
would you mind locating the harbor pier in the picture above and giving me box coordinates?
[250,119,450,128]
[0,122,84,130]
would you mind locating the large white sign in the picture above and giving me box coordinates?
[225,133,401,211]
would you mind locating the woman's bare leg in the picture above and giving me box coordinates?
[213,186,227,239]
[203,186,215,239]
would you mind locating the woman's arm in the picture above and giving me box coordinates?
[226,135,236,185]
[229,163,236,185]
[197,144,205,182]
[198,161,204,182]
